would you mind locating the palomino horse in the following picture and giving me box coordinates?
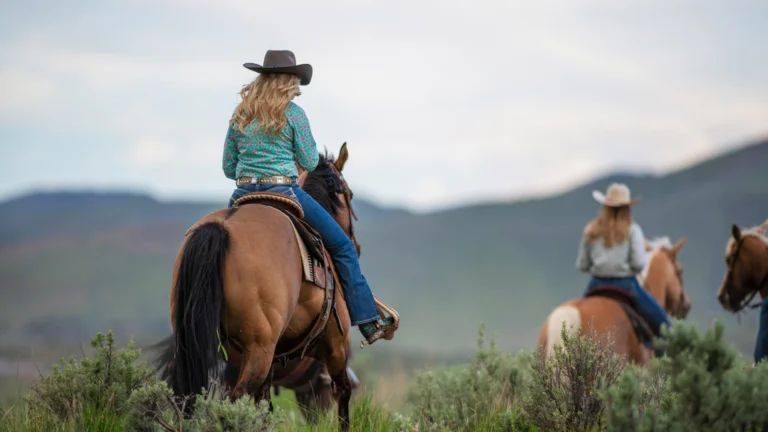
[716,220,768,362]
[537,237,691,365]
[160,143,386,431]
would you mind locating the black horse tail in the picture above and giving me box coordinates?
[170,221,230,398]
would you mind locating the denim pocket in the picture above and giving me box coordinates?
[260,184,298,199]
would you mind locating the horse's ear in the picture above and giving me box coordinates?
[671,237,686,256]
[335,142,348,172]
[732,224,742,240]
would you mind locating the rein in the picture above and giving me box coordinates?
[724,236,768,314]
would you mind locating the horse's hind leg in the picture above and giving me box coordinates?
[230,344,275,411]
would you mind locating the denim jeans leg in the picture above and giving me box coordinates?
[754,301,768,364]
[629,279,672,336]
[289,187,380,325]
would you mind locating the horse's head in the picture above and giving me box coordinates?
[644,237,690,319]
[717,220,768,313]
[300,142,361,257]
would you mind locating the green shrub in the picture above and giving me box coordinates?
[14,330,278,431]
[25,331,155,424]
[407,325,527,431]
[522,322,626,432]
[604,320,768,432]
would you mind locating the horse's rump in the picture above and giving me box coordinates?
[540,297,646,363]
[219,203,340,360]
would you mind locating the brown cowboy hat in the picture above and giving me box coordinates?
[243,50,313,85]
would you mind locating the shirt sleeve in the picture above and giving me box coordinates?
[288,105,319,172]
[576,229,592,273]
[628,223,648,273]
[222,124,240,180]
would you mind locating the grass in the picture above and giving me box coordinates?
[1,403,124,432]
[1,392,537,432]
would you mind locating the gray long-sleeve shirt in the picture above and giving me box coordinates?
[576,222,647,278]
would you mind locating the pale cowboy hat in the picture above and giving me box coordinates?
[243,50,313,86]
[592,183,640,207]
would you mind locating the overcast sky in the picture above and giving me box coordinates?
[1,0,766,212]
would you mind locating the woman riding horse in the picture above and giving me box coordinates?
[223,49,395,343]
[576,183,673,356]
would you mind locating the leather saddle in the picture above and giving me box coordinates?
[228,191,343,362]
[585,286,655,349]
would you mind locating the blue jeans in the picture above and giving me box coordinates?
[754,299,768,364]
[229,184,380,325]
[585,276,672,338]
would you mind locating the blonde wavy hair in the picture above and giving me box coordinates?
[585,205,633,248]
[231,73,301,134]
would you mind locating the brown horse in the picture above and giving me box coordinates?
[160,143,378,431]
[717,220,768,313]
[717,221,768,365]
[537,237,691,365]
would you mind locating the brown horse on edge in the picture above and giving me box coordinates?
[537,237,691,365]
[717,220,768,313]
[716,221,768,365]
[157,143,380,431]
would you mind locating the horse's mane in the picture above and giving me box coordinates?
[647,236,673,252]
[639,236,673,286]
[740,220,768,245]
[726,220,768,254]
[303,151,344,216]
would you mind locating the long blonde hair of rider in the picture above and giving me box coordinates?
[231,73,301,134]
[585,205,633,248]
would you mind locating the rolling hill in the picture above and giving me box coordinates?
[0,138,766,355]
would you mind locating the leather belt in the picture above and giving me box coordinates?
[236,176,298,186]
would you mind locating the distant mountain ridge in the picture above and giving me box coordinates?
[1,138,766,354]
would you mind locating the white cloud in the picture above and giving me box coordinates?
[130,139,178,167]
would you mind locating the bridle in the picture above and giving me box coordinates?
[661,249,687,318]
[327,163,359,248]
[723,235,768,313]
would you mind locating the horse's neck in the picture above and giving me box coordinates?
[642,256,669,310]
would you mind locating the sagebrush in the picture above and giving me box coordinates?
[5,320,768,431]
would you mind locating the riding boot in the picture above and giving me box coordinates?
[358,316,396,345]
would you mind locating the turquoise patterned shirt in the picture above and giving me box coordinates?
[222,102,319,180]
